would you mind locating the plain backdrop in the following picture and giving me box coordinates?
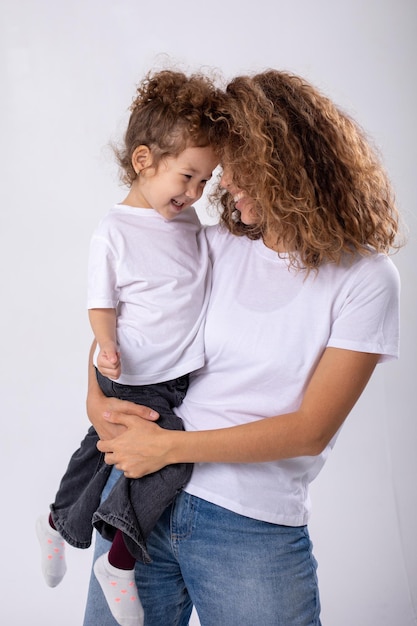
[1,0,416,624]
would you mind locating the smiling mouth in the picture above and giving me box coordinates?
[172,199,185,208]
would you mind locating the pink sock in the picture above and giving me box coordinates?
[36,514,67,587]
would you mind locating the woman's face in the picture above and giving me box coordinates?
[220,167,258,226]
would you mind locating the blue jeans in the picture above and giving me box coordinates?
[83,468,321,626]
[51,370,191,562]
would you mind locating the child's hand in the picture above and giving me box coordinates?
[97,342,121,380]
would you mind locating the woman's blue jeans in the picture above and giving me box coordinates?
[83,468,321,626]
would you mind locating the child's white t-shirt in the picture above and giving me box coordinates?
[177,225,400,526]
[87,204,210,385]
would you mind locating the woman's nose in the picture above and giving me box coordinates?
[220,170,231,189]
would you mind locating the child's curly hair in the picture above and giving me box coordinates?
[116,70,229,186]
[216,69,402,270]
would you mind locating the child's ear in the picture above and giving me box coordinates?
[132,145,152,174]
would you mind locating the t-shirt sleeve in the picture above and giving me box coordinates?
[87,233,119,309]
[327,254,400,362]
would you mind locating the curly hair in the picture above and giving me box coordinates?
[216,69,402,270]
[115,70,229,186]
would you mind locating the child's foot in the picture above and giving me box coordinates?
[93,552,144,626]
[35,514,67,587]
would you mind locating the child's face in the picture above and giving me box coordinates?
[131,146,218,220]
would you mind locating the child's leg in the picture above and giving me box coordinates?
[93,530,144,626]
[36,514,67,587]
[108,530,136,570]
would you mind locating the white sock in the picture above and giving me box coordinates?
[35,514,67,587]
[94,552,144,626]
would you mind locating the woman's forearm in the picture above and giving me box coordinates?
[166,413,315,465]
[98,347,379,477]
[98,409,321,477]
[169,347,379,465]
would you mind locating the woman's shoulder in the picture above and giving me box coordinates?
[322,250,401,299]
[349,251,400,285]
[203,224,249,261]
[204,223,247,247]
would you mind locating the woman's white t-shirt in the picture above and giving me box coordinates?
[177,225,400,526]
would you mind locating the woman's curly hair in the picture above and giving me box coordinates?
[216,69,402,270]
[115,70,229,186]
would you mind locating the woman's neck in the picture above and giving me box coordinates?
[262,231,288,253]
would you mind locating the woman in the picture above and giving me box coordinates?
[83,69,401,626]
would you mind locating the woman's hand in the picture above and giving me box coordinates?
[97,412,176,478]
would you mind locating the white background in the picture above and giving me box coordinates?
[1,1,416,624]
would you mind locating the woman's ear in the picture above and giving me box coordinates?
[132,145,152,174]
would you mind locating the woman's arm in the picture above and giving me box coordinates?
[97,347,379,477]
[87,340,159,441]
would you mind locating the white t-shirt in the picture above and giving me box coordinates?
[87,204,211,385]
[178,225,400,526]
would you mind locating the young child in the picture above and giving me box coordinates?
[36,69,228,626]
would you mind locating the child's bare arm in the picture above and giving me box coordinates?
[88,308,121,380]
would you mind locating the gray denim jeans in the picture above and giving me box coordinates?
[50,369,192,563]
